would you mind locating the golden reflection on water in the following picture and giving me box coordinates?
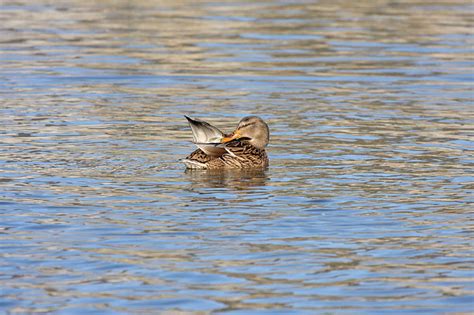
[0,0,473,313]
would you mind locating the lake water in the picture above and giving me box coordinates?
[1,0,473,314]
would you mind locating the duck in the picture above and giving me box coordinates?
[182,115,270,169]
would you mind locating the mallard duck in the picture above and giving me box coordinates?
[182,115,270,169]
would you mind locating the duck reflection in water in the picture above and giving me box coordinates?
[185,168,268,189]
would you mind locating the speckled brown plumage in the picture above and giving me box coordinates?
[186,148,214,164]
[184,139,268,169]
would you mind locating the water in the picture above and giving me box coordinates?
[1,0,473,313]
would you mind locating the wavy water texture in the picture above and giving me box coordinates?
[0,0,473,314]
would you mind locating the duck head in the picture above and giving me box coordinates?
[221,116,269,149]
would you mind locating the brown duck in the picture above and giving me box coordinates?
[182,116,270,169]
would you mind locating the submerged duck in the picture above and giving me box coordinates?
[182,115,270,170]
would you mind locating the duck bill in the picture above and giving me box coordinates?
[221,131,240,143]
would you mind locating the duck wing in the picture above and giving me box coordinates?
[185,115,226,157]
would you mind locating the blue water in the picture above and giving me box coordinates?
[1,0,473,314]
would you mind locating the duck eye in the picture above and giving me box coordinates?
[239,123,252,129]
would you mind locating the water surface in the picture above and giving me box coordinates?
[1,0,473,314]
